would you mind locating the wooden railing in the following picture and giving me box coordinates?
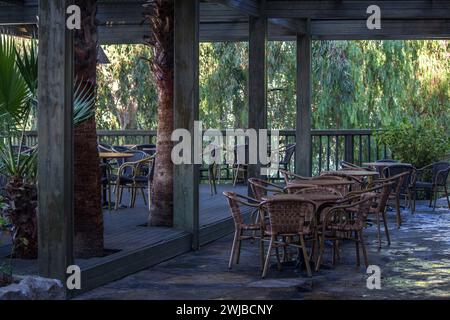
[23,129,390,176]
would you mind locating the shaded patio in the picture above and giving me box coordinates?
[77,199,450,300]
[0,0,448,298]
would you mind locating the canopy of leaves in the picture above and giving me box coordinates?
[96,40,449,134]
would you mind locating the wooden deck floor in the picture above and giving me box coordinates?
[0,183,247,293]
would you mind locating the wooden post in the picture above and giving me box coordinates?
[344,135,354,164]
[174,0,200,249]
[295,32,312,176]
[247,15,267,190]
[38,0,74,280]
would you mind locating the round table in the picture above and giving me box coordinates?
[363,162,411,178]
[262,193,342,203]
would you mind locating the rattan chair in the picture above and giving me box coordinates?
[113,151,152,210]
[260,197,317,278]
[346,181,395,249]
[382,166,414,227]
[232,144,249,186]
[279,169,311,185]
[223,192,263,270]
[410,161,450,212]
[316,193,376,271]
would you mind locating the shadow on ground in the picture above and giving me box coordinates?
[77,199,450,300]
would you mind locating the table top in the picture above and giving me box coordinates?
[99,152,134,159]
[262,193,343,203]
[363,162,411,167]
[324,170,379,177]
[288,179,355,187]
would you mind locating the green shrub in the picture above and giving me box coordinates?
[377,118,450,169]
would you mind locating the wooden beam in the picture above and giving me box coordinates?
[264,0,450,19]
[269,18,306,35]
[206,0,260,16]
[310,19,450,40]
[37,0,74,282]
[247,15,267,187]
[174,0,200,250]
[295,33,312,177]
[0,0,24,6]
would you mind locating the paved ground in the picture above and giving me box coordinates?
[77,199,450,300]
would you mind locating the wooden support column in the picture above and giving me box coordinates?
[295,32,312,176]
[38,0,74,280]
[248,15,267,189]
[174,0,200,249]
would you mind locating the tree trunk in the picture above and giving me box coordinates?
[73,0,104,257]
[5,177,38,259]
[144,0,174,227]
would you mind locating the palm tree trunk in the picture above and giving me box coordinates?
[73,0,104,257]
[144,0,174,227]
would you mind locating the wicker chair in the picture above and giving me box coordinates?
[98,142,113,152]
[316,193,376,271]
[223,192,262,270]
[113,151,153,210]
[410,161,450,212]
[232,144,249,187]
[260,197,317,278]
[248,178,284,201]
[134,144,156,155]
[382,166,414,227]
[279,169,311,185]
[278,144,296,172]
[346,181,395,249]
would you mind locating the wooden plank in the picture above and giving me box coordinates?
[80,232,192,293]
[37,0,74,281]
[311,19,450,40]
[0,0,23,6]
[247,15,267,188]
[269,18,307,34]
[174,0,200,250]
[264,0,450,19]
[207,0,260,16]
[295,32,312,177]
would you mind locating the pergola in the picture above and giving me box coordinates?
[1,0,449,286]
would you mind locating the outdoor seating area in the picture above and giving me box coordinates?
[224,161,450,279]
[0,0,449,303]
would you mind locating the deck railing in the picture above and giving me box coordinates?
[22,129,390,176]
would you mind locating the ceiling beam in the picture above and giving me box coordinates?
[310,19,450,40]
[205,0,260,16]
[264,1,450,19]
[0,0,24,6]
[269,18,307,35]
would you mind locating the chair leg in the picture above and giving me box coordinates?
[315,234,325,272]
[445,185,450,209]
[355,231,361,266]
[382,210,391,246]
[359,231,369,268]
[429,187,434,207]
[107,181,112,212]
[433,187,439,211]
[299,235,312,277]
[376,212,381,250]
[228,229,240,270]
[235,229,243,265]
[140,187,147,206]
[232,165,239,187]
[114,185,123,210]
[262,236,275,278]
[259,236,265,271]
[412,188,416,214]
[395,194,401,229]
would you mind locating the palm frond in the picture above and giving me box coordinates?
[73,79,96,125]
